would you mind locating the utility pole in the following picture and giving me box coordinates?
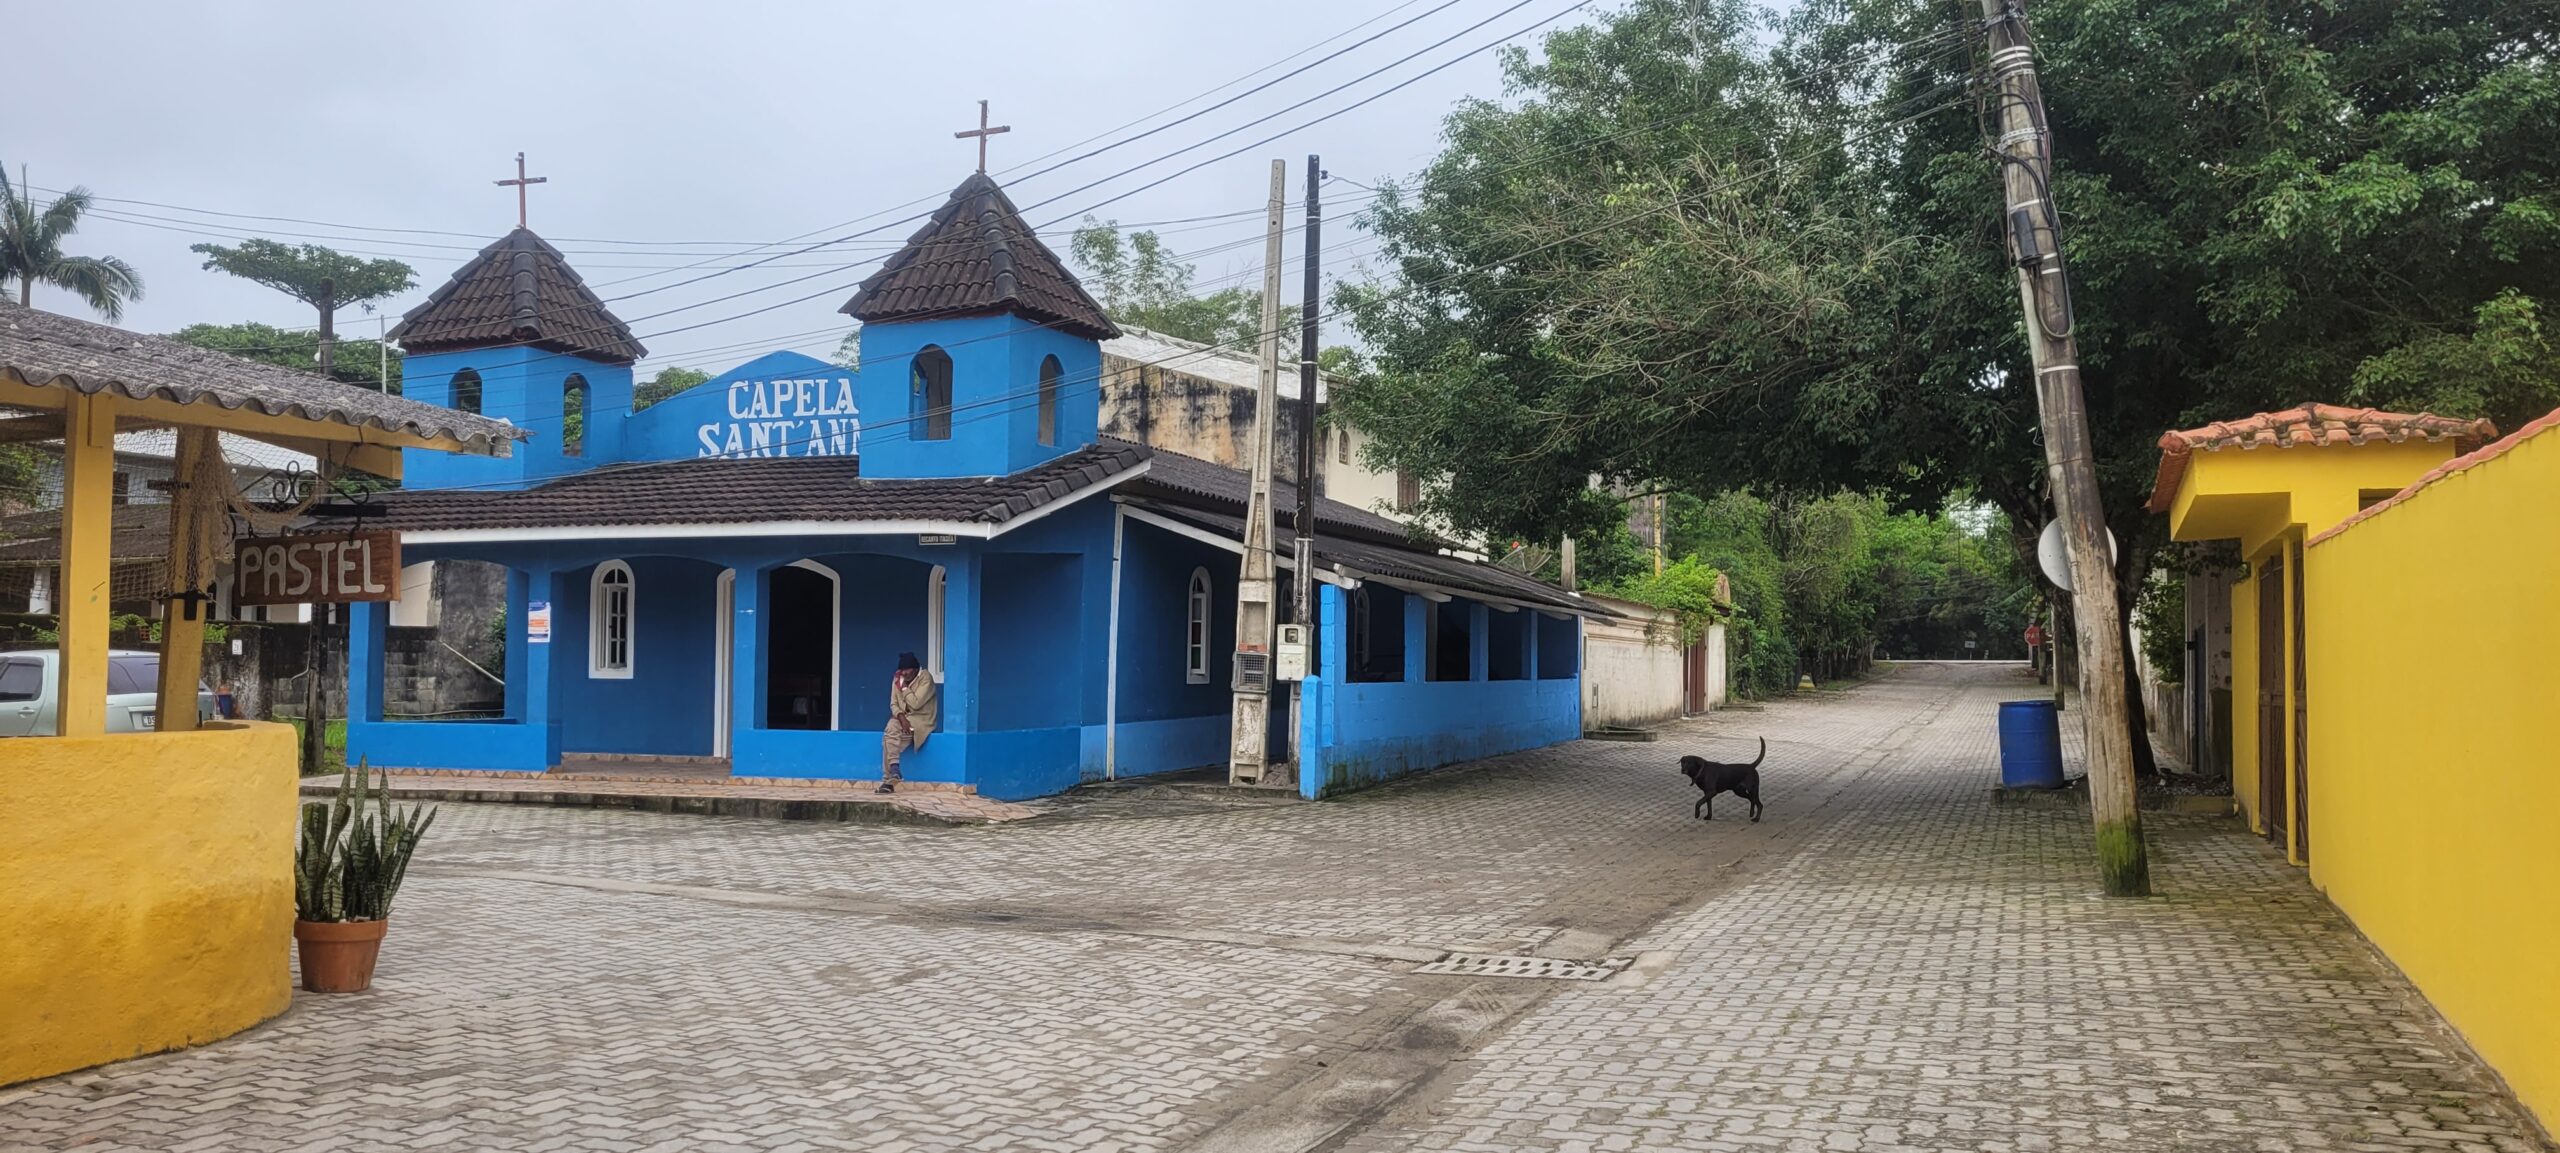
[1288,156,1323,778]
[302,277,337,778]
[1229,160,1287,787]
[1981,0,2147,895]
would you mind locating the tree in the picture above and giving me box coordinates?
[1070,217,1344,359]
[633,366,711,412]
[191,240,414,382]
[0,165,143,320]
[1337,0,2560,771]
[170,322,401,392]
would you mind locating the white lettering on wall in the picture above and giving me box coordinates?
[698,376,860,459]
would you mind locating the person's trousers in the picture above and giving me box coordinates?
[881,722,918,783]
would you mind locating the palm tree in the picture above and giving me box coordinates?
[1,164,143,321]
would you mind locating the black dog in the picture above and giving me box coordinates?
[1681,738,1765,821]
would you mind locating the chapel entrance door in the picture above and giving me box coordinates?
[766,562,838,731]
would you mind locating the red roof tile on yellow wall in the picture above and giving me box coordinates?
[2145,403,2498,514]
[2308,404,2560,548]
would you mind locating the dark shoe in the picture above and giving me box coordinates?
[874,782,896,795]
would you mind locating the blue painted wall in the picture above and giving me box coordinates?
[1296,583,1584,799]
[402,345,633,491]
[552,556,723,756]
[624,350,858,462]
[855,315,1105,479]
[811,552,935,733]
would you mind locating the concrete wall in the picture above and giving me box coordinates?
[1580,597,1685,730]
[0,722,297,1086]
[1098,352,1407,521]
[2300,415,2560,1131]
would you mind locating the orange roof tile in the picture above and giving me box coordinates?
[2309,403,2560,547]
[2145,403,2498,513]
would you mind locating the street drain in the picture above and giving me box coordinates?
[1414,952,1631,981]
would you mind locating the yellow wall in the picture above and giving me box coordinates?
[2304,425,2560,1130]
[0,723,299,1086]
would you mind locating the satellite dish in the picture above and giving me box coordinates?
[2037,520,2118,592]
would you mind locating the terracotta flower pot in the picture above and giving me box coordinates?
[294,918,390,993]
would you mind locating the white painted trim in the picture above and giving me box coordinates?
[1112,502,1349,586]
[713,568,735,757]
[1185,567,1213,685]
[588,560,635,679]
[1105,506,1123,781]
[926,565,948,685]
[783,559,843,731]
[399,460,1150,546]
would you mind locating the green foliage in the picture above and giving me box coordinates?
[832,326,861,369]
[1598,556,1728,646]
[1,163,143,321]
[0,444,38,507]
[189,239,414,312]
[633,366,712,412]
[2133,569,2187,687]
[1070,216,1357,362]
[169,322,401,391]
[293,760,436,923]
[1334,0,2560,598]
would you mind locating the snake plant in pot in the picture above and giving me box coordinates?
[292,761,436,992]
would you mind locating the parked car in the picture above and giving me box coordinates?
[0,649,217,736]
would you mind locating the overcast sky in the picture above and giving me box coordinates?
[11,0,1604,382]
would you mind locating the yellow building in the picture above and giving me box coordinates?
[2151,401,2557,1131]
[0,303,518,1086]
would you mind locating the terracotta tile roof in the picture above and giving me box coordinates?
[388,228,646,364]
[2310,403,2560,548]
[360,441,1148,534]
[840,173,1119,341]
[2145,403,2499,513]
[1129,445,1414,543]
[0,303,524,455]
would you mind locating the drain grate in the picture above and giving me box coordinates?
[1414,952,1631,982]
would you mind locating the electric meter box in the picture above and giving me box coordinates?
[1274,623,1309,682]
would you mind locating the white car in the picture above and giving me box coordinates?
[0,649,217,736]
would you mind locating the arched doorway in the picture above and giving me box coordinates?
[766,561,840,730]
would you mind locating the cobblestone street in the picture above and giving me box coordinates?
[3,664,2545,1152]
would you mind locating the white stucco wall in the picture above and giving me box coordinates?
[1581,598,1687,730]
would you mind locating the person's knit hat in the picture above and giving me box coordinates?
[897,651,921,671]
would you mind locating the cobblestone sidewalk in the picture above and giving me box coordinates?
[1334,664,2551,1153]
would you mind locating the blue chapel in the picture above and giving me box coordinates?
[345,171,1595,800]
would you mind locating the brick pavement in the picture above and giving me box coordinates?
[3,663,2545,1153]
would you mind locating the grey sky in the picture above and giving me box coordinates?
[11,0,1599,382]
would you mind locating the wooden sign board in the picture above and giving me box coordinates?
[234,531,401,606]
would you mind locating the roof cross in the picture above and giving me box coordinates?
[953,101,1011,174]
[493,151,548,230]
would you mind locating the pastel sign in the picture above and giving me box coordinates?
[234,531,399,606]
[697,374,859,459]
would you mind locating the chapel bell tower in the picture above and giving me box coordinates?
[840,171,1120,480]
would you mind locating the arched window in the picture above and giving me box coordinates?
[562,372,589,457]
[927,564,947,684]
[590,561,634,678]
[450,368,483,415]
[1036,354,1062,446]
[1338,427,1352,465]
[1185,568,1212,685]
[911,346,953,441]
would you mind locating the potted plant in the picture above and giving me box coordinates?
[292,760,436,993]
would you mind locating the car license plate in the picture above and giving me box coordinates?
[134,711,155,730]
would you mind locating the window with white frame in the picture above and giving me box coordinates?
[1185,568,1212,684]
[590,561,634,678]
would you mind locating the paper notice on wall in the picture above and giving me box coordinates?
[528,601,552,645]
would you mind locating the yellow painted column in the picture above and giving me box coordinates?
[154,428,217,733]
[54,393,117,737]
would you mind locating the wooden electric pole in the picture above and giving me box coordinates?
[1287,156,1322,777]
[1981,0,2148,895]
[1229,160,1288,787]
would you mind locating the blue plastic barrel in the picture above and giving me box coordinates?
[1997,700,2065,789]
